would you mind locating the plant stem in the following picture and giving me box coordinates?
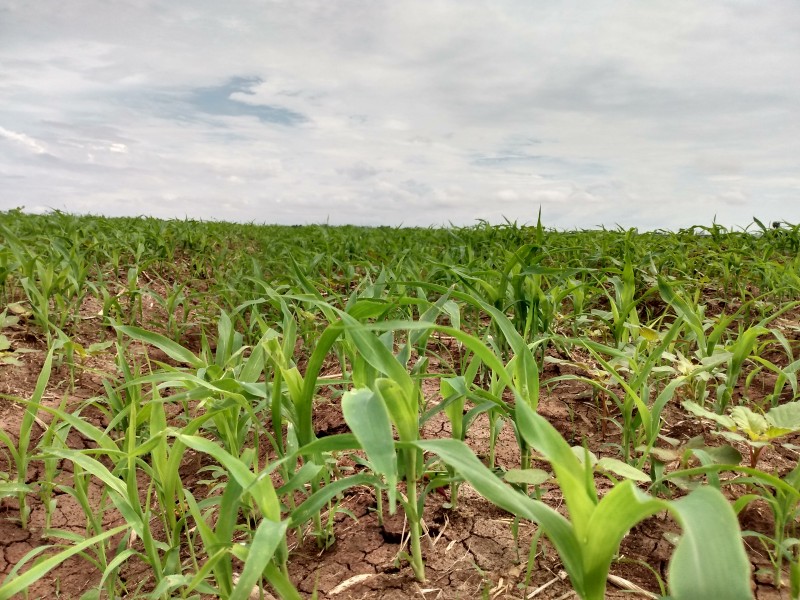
[409,515,425,582]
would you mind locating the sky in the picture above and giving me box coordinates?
[1,1,799,230]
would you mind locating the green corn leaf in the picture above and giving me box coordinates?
[502,468,550,486]
[729,326,769,378]
[281,367,305,409]
[98,548,140,592]
[230,519,289,600]
[594,458,650,482]
[342,387,398,509]
[183,492,225,573]
[172,433,280,522]
[508,351,540,410]
[375,378,418,443]
[658,279,704,345]
[413,438,585,593]
[441,376,467,441]
[18,344,56,471]
[0,524,129,600]
[283,319,345,448]
[582,481,663,596]
[288,474,374,527]
[343,315,414,398]
[43,448,141,528]
[346,298,391,320]
[276,462,324,497]
[0,482,33,496]
[480,300,539,408]
[339,317,515,394]
[266,434,361,476]
[667,486,752,599]
[515,401,597,537]
[239,340,266,383]
[150,573,214,599]
[214,309,234,368]
[216,479,243,595]
[183,489,234,597]
[116,325,205,368]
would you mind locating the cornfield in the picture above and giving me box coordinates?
[2,209,800,599]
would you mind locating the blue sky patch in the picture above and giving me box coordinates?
[189,77,306,125]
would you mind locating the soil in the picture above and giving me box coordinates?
[1,292,800,599]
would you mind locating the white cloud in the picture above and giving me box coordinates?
[1,1,799,228]
[0,126,47,154]
[497,190,519,201]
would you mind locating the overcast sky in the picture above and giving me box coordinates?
[1,1,799,229]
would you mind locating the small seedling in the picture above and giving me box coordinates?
[684,399,800,468]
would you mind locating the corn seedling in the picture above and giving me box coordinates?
[0,345,57,527]
[416,400,752,600]
[733,462,800,590]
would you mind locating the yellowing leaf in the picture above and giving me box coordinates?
[766,400,800,431]
[639,327,659,343]
[729,407,768,440]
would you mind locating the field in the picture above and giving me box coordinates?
[1,209,800,599]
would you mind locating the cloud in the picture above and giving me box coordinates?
[0,126,47,154]
[1,1,799,229]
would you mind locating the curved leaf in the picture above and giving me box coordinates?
[414,438,586,596]
[116,325,204,369]
[342,387,398,509]
[230,519,289,600]
[667,486,752,599]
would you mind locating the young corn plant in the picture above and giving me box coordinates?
[715,324,771,414]
[591,241,654,349]
[416,400,753,600]
[444,241,543,343]
[734,462,800,592]
[0,344,57,528]
[742,325,800,409]
[145,278,192,341]
[116,309,270,456]
[14,349,360,599]
[340,294,527,581]
[436,364,486,507]
[340,315,430,581]
[396,281,542,472]
[24,408,159,597]
[0,525,130,600]
[657,277,738,399]
[168,422,374,598]
[551,315,688,466]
